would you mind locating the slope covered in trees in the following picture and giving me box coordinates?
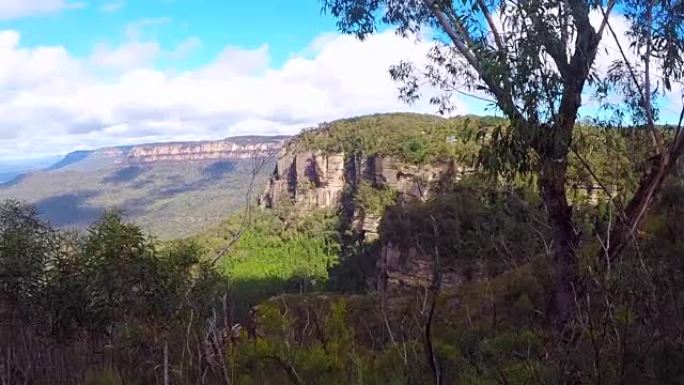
[1,113,683,384]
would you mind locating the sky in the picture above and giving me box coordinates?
[0,1,680,161]
[0,0,473,161]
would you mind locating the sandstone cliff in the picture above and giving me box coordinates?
[259,142,473,291]
[259,147,466,225]
[52,136,288,171]
[125,139,285,163]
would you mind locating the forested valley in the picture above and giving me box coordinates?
[2,114,684,384]
[3,0,684,384]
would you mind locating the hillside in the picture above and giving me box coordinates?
[196,113,510,295]
[0,136,287,239]
[2,113,683,385]
[198,113,644,295]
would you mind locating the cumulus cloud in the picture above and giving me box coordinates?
[90,41,161,70]
[0,0,84,20]
[100,1,124,13]
[588,12,684,121]
[0,29,456,159]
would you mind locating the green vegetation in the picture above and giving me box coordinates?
[2,114,684,385]
[0,158,273,239]
[2,175,684,384]
[381,184,546,272]
[294,113,645,206]
[0,202,229,383]
[193,207,341,309]
[296,113,498,165]
[322,2,684,369]
[355,181,398,214]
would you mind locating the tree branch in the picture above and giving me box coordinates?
[423,0,529,127]
[211,152,272,266]
[597,0,618,37]
[476,0,505,53]
[601,2,665,154]
[570,144,620,210]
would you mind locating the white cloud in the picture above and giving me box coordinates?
[124,17,172,40]
[90,41,161,70]
[197,45,270,78]
[0,0,84,20]
[100,1,124,13]
[591,11,635,75]
[0,30,456,160]
[168,37,202,60]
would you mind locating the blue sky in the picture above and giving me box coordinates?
[3,1,339,69]
[0,0,455,160]
[0,1,677,161]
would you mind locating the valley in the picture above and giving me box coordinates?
[0,136,287,239]
[2,112,684,385]
[5,0,684,383]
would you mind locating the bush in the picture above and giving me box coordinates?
[356,182,398,215]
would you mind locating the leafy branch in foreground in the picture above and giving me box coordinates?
[322,0,684,343]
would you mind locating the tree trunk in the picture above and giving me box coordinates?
[539,147,579,333]
[607,156,671,260]
[164,340,170,385]
[539,151,583,385]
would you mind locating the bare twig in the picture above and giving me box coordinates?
[211,152,273,266]
[601,6,664,154]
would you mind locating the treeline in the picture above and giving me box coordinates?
[0,201,230,384]
[2,179,683,384]
[1,113,684,384]
[0,198,348,384]
[295,113,649,204]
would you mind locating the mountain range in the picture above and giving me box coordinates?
[0,136,288,239]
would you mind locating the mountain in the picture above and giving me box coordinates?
[0,155,63,183]
[0,136,288,239]
[257,113,483,291]
[199,113,622,295]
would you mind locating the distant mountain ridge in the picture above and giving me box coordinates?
[48,135,289,171]
[0,135,290,239]
[0,155,63,183]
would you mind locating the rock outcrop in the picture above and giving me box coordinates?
[259,142,473,292]
[260,149,465,216]
[52,136,288,171]
[259,149,346,210]
[126,139,285,163]
[377,243,465,292]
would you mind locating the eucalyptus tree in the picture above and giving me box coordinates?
[322,0,684,332]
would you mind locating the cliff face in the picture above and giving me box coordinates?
[259,148,347,210]
[260,148,466,212]
[125,140,284,163]
[259,144,471,291]
[52,136,288,171]
[377,243,467,291]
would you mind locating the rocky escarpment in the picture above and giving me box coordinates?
[259,148,466,228]
[125,137,286,163]
[377,244,467,292]
[259,143,473,291]
[51,136,288,171]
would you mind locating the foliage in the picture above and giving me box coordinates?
[293,113,648,205]
[381,184,547,276]
[193,207,341,311]
[0,158,274,239]
[295,113,495,165]
[321,0,684,354]
[0,205,229,383]
[0,200,56,312]
[355,182,399,215]
[1,172,684,384]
